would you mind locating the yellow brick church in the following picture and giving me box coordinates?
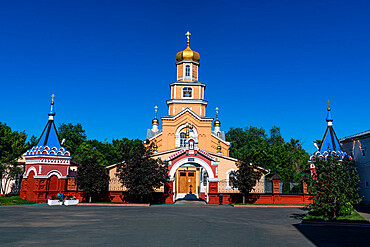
[107,32,266,204]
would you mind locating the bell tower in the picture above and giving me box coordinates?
[167,31,208,117]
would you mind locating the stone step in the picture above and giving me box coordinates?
[175,200,207,205]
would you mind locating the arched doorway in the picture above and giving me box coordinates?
[48,175,59,191]
[177,164,199,195]
[26,171,35,201]
[168,155,215,201]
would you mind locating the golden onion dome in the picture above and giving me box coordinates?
[214,119,221,127]
[176,40,200,63]
[152,106,159,125]
[152,118,159,125]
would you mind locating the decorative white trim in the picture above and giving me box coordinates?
[174,85,176,99]
[162,108,213,121]
[169,157,215,180]
[181,86,194,99]
[148,132,162,142]
[183,63,192,80]
[47,170,63,178]
[211,133,231,145]
[24,166,37,178]
[175,123,198,147]
[226,169,237,189]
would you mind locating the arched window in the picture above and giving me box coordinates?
[180,133,186,147]
[183,87,192,98]
[227,170,237,189]
[185,65,190,77]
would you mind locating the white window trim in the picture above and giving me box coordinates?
[183,63,192,80]
[226,169,237,189]
[181,86,194,99]
[175,123,198,147]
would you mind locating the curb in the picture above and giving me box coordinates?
[301,220,370,228]
[77,203,150,207]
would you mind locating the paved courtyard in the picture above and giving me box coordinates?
[0,204,368,246]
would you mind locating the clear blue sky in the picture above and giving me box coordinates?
[1,0,369,154]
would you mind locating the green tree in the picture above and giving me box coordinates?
[0,122,28,194]
[229,156,263,204]
[77,156,109,202]
[116,144,169,202]
[57,123,87,155]
[226,126,309,182]
[306,153,361,219]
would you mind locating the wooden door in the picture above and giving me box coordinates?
[178,171,196,194]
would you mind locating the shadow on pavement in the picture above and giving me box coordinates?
[293,224,369,247]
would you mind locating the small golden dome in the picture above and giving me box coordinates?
[214,119,221,127]
[152,106,159,125]
[176,44,200,63]
[152,118,159,125]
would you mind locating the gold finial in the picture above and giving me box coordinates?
[185,31,191,46]
[154,106,158,117]
[185,121,190,138]
[217,140,222,152]
[51,94,55,105]
[153,139,158,151]
[327,100,331,111]
[215,107,219,119]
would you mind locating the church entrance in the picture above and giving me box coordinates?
[175,165,201,200]
[178,170,196,194]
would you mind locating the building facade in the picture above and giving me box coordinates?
[20,96,77,203]
[341,131,370,205]
[108,33,267,204]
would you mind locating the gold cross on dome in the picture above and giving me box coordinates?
[185,31,191,41]
[215,107,219,114]
[154,106,158,113]
[51,94,55,103]
[327,100,330,108]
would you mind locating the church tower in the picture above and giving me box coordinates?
[146,32,230,154]
[167,31,207,117]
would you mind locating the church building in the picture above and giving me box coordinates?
[20,95,77,203]
[108,32,267,204]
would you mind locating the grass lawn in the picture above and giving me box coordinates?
[0,195,36,206]
[303,210,369,223]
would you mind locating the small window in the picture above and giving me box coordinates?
[180,133,186,147]
[185,65,190,77]
[183,87,192,98]
[362,148,366,156]
[180,172,186,176]
[229,173,236,188]
[203,172,208,186]
[188,173,194,177]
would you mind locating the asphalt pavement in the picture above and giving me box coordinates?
[0,204,368,246]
